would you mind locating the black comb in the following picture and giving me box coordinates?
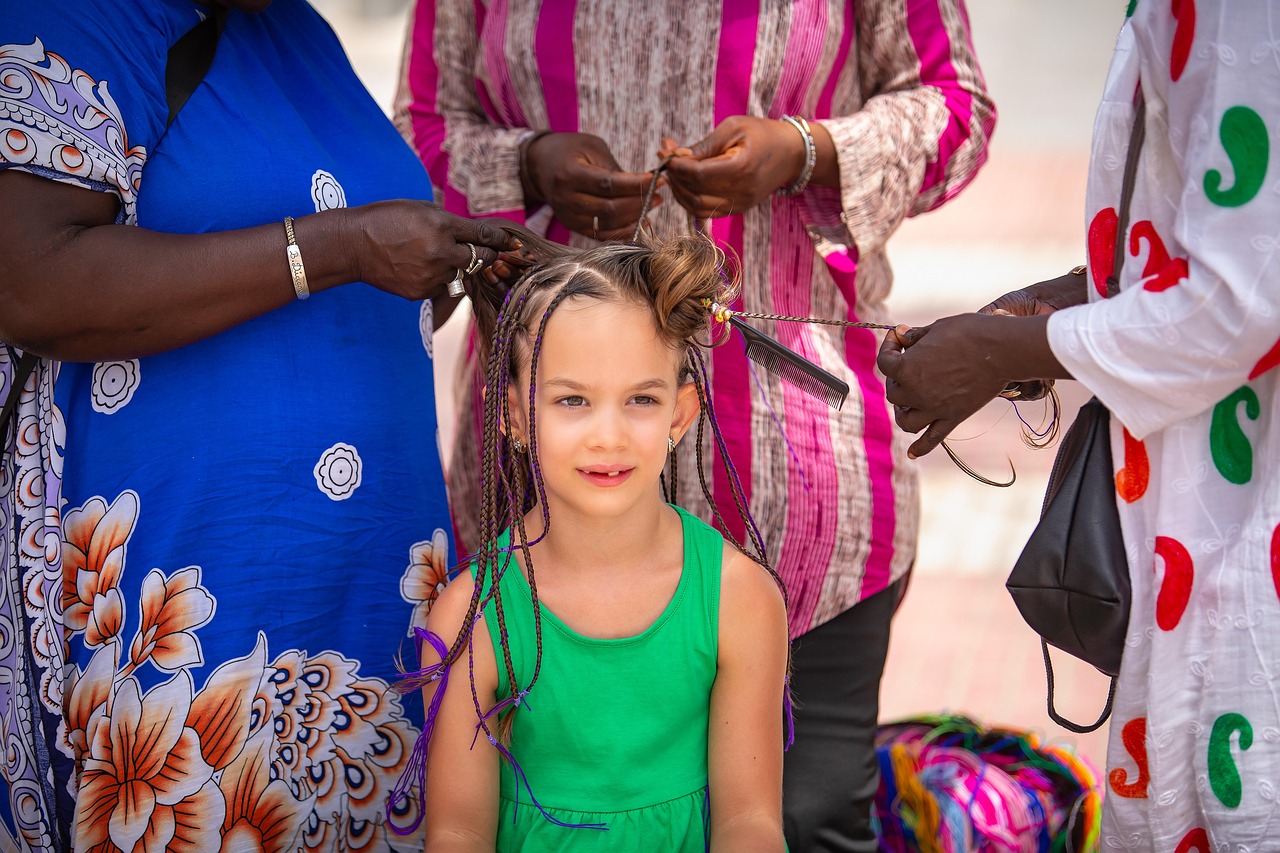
[729,316,849,410]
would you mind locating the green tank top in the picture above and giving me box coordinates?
[472,506,721,851]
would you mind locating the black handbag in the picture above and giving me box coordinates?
[1005,93,1146,734]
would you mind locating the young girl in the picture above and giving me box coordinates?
[392,233,790,851]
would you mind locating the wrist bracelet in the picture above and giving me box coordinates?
[283,216,310,301]
[778,115,816,196]
[518,129,554,202]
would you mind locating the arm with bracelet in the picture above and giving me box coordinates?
[0,175,510,362]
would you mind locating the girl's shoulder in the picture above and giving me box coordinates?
[428,569,479,640]
[719,545,786,617]
[715,543,788,684]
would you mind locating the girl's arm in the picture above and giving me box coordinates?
[421,576,501,852]
[707,547,789,852]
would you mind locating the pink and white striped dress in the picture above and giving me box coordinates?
[396,0,994,638]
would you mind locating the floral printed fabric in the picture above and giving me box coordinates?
[1046,1,1280,848]
[0,1,451,850]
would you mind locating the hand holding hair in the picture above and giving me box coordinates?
[978,269,1091,317]
[977,268,1089,402]
[877,312,1066,459]
[659,115,838,219]
[341,200,516,302]
[520,132,661,239]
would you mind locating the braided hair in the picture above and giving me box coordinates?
[401,228,789,751]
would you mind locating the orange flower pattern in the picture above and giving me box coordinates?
[128,567,213,672]
[61,491,136,641]
[34,493,425,852]
[399,528,452,633]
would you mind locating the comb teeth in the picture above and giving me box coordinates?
[730,317,849,410]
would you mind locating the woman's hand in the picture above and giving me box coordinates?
[660,116,814,219]
[977,269,1089,401]
[521,132,658,239]
[978,269,1090,317]
[877,312,1065,459]
[338,200,516,302]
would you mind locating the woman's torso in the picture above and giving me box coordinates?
[1,1,445,849]
[1075,5,1280,848]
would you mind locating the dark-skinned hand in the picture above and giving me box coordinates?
[457,221,574,339]
[522,132,660,239]
[659,116,805,219]
[877,313,1016,460]
[347,200,515,301]
[979,270,1090,318]
[977,271,1089,402]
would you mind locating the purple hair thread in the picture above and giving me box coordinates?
[386,628,452,835]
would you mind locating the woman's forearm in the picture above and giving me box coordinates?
[0,171,356,361]
[0,170,507,361]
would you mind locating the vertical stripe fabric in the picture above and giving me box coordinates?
[397,0,994,638]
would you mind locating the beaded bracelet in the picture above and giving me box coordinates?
[778,115,816,196]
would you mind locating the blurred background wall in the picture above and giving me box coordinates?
[316,0,1130,768]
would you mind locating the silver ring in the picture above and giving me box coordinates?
[447,269,465,298]
[463,242,483,275]
[592,215,600,236]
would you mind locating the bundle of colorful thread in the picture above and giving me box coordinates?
[873,715,1102,853]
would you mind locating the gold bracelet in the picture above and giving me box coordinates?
[283,216,310,301]
[1069,264,1087,276]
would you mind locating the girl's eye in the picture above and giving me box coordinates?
[557,396,586,408]
[631,395,660,406]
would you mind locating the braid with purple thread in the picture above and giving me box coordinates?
[388,227,796,833]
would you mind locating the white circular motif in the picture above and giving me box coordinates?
[311,169,347,212]
[314,442,363,501]
[90,360,139,414]
[419,301,433,357]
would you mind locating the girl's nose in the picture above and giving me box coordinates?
[586,409,627,450]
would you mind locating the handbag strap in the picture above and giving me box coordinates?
[165,7,228,130]
[0,350,39,438]
[1043,639,1118,733]
[1106,89,1147,298]
[1039,88,1147,735]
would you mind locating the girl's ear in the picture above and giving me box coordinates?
[669,381,699,446]
[505,384,529,443]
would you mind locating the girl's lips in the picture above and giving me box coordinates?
[578,468,634,487]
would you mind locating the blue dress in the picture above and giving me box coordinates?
[0,2,445,849]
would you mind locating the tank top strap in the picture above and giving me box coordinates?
[671,504,723,642]
[470,511,725,700]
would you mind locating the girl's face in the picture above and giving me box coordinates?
[509,296,699,523]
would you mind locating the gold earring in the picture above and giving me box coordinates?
[668,436,676,453]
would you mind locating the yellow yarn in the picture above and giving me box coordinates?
[890,744,944,853]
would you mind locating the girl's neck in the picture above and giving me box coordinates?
[519,496,677,577]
